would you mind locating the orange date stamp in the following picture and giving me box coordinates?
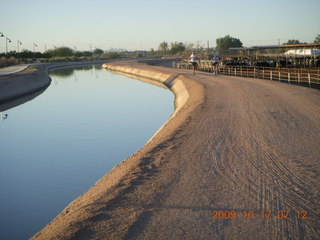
[211,210,308,220]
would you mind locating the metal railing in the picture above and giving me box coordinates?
[175,60,320,87]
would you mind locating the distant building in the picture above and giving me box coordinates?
[284,49,320,56]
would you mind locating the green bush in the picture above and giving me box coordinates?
[102,52,121,59]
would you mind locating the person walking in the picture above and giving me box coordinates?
[189,52,198,75]
[212,55,220,75]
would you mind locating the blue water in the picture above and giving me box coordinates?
[0,65,174,240]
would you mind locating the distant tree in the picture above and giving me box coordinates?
[158,41,169,55]
[73,51,84,57]
[5,51,17,58]
[170,42,186,55]
[184,43,194,55]
[216,35,243,54]
[34,51,42,58]
[82,51,93,57]
[43,49,54,58]
[314,34,320,44]
[54,47,73,57]
[19,50,34,59]
[283,39,301,45]
[102,52,120,59]
[93,48,103,55]
[148,48,157,56]
[185,43,194,50]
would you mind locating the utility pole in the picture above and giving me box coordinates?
[17,40,22,62]
[0,32,4,53]
[17,40,22,53]
[6,37,11,54]
[33,42,37,60]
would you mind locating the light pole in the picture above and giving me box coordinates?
[17,40,22,52]
[53,45,57,58]
[17,40,22,62]
[0,32,4,54]
[33,42,37,60]
[6,37,11,54]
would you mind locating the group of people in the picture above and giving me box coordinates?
[189,52,219,75]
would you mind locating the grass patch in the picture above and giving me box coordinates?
[27,66,38,70]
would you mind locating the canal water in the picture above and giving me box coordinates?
[0,65,174,240]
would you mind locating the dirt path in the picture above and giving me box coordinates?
[0,64,30,76]
[32,61,320,240]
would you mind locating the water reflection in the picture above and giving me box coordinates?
[0,87,49,112]
[49,65,98,78]
[50,65,103,85]
[0,65,174,240]
[0,112,8,121]
[49,68,74,78]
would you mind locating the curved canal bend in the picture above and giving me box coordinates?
[33,60,320,240]
[0,65,174,240]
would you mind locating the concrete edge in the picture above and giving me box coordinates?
[101,63,193,144]
[0,61,109,106]
[0,66,51,105]
[102,63,189,115]
[31,60,206,239]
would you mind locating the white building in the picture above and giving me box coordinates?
[284,49,320,56]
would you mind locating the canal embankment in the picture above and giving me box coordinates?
[0,60,111,106]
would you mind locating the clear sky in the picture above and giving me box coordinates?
[1,0,319,52]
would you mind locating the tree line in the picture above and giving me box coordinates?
[2,34,319,59]
[157,34,320,56]
[0,47,145,68]
[157,36,244,56]
[1,34,319,68]
[0,47,123,59]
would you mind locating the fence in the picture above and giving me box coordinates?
[175,60,320,87]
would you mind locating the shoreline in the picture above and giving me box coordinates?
[101,61,204,149]
[0,60,112,106]
[31,59,205,239]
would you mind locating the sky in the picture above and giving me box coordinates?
[1,0,319,52]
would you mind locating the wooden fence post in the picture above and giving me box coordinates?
[270,71,273,80]
[308,73,311,87]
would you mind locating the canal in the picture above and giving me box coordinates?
[0,65,174,240]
